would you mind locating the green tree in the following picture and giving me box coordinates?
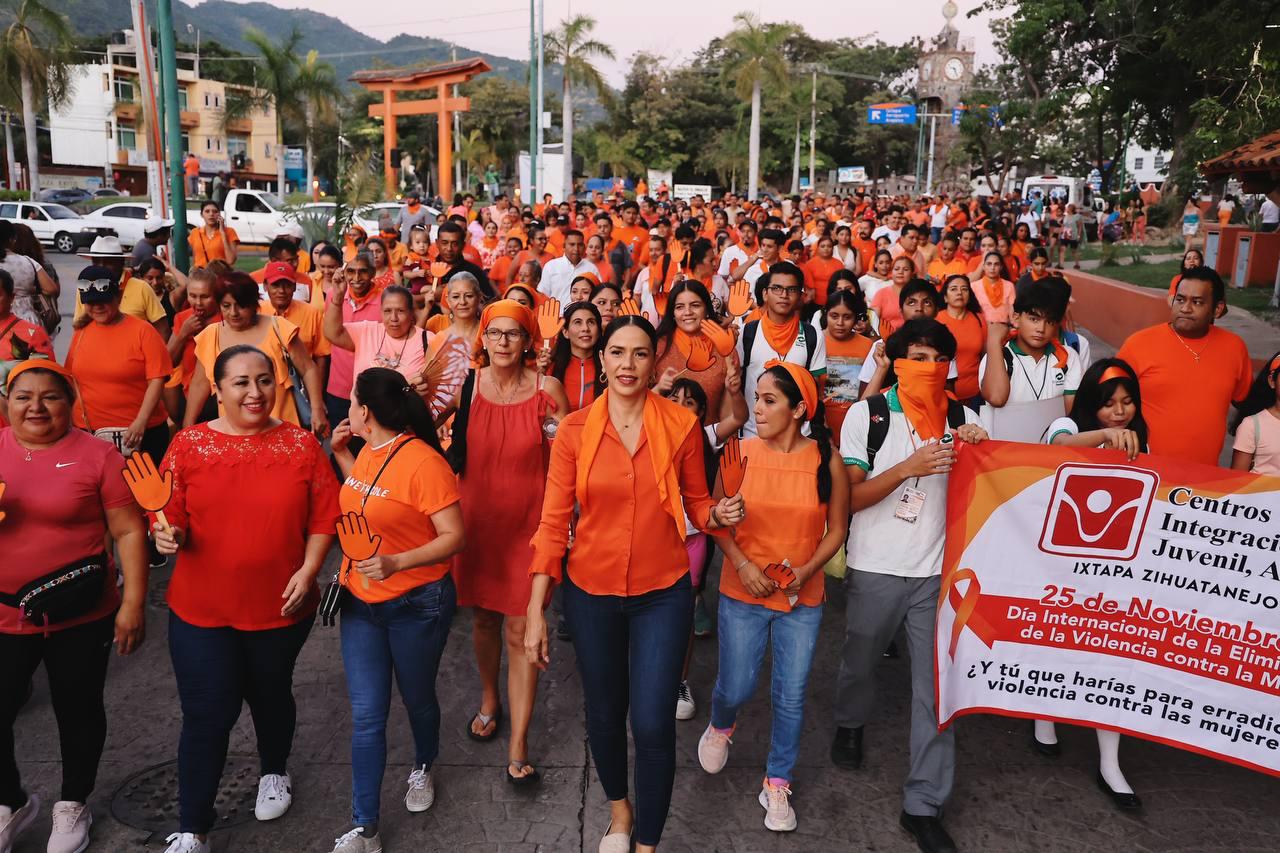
[545,14,615,200]
[243,27,303,193]
[721,12,796,199]
[294,49,343,195]
[0,0,74,194]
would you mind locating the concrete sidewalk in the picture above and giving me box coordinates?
[14,558,1280,852]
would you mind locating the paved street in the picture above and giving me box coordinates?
[14,554,1280,853]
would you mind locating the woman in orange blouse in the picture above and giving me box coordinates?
[696,361,847,831]
[544,301,603,412]
[523,315,744,853]
[187,200,239,268]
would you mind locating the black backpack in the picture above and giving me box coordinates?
[741,319,815,370]
[864,393,968,470]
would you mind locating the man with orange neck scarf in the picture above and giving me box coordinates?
[831,318,987,853]
[734,262,826,437]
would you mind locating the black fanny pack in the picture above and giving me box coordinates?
[0,553,109,627]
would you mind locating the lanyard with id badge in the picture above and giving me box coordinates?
[894,431,953,524]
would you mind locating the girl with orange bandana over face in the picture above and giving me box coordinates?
[522,315,744,853]
[830,318,986,853]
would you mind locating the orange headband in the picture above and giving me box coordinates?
[1270,355,1280,375]
[1098,366,1130,385]
[764,359,818,420]
[480,299,538,343]
[6,358,74,392]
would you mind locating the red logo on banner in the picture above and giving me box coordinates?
[1038,463,1158,560]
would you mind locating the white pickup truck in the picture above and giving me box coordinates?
[188,189,289,245]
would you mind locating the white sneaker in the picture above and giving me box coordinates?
[675,680,696,720]
[697,724,732,774]
[254,773,292,821]
[0,794,39,853]
[404,765,434,813]
[46,801,92,853]
[758,779,797,832]
[163,832,210,853]
[330,826,383,853]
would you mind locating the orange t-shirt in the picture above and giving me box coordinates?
[192,317,302,425]
[802,257,844,306]
[260,299,331,359]
[850,238,877,274]
[1117,324,1254,466]
[490,254,517,286]
[937,309,986,399]
[717,438,826,611]
[188,226,240,269]
[338,436,461,603]
[613,224,649,265]
[510,249,556,281]
[425,314,451,334]
[166,309,221,391]
[871,285,904,337]
[927,257,969,284]
[66,315,170,431]
[1167,274,1183,299]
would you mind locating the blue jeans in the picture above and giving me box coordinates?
[930,226,944,245]
[710,595,823,782]
[340,575,456,827]
[563,572,691,847]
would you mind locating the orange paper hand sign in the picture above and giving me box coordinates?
[122,452,174,531]
[537,298,563,347]
[685,336,715,372]
[762,562,796,589]
[619,297,642,317]
[653,290,669,318]
[727,282,753,318]
[430,261,449,280]
[700,320,734,357]
[336,511,382,562]
[719,436,748,497]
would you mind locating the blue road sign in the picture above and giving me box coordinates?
[866,104,917,125]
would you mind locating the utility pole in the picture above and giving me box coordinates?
[156,0,189,269]
[528,0,537,207]
[808,68,817,191]
[925,115,938,195]
[535,0,544,204]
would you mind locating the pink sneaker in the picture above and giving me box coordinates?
[758,778,797,832]
[697,724,732,774]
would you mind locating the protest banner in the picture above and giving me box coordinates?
[936,441,1280,776]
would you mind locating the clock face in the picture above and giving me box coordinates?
[944,57,965,81]
[921,59,933,81]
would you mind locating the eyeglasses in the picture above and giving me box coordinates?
[765,285,804,296]
[483,328,528,344]
[77,278,116,293]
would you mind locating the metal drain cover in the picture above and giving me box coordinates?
[110,756,259,833]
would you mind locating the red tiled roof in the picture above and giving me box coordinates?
[350,58,492,85]
[1200,129,1280,175]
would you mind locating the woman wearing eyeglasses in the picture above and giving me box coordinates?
[65,265,171,461]
[449,300,568,785]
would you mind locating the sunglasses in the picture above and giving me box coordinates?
[77,279,117,294]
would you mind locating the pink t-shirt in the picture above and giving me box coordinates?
[326,292,386,399]
[0,427,133,634]
[973,278,1016,324]
[1234,409,1280,476]
[347,320,429,385]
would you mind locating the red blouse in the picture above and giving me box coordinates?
[160,422,340,630]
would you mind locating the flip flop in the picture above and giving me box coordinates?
[505,760,541,787]
[466,705,503,742]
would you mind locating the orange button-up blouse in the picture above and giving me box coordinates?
[529,408,722,596]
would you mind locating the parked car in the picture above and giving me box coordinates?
[189,189,289,244]
[79,202,153,249]
[36,187,93,206]
[92,188,126,198]
[294,201,440,240]
[0,201,112,253]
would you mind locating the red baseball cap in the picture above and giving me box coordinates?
[263,261,297,284]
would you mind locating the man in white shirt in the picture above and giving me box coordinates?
[871,208,903,243]
[727,227,784,289]
[538,230,595,304]
[1260,195,1280,233]
[928,195,950,244]
[832,317,987,853]
[1016,202,1041,240]
[717,219,759,276]
[734,261,826,436]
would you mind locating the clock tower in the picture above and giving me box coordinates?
[916,1,974,191]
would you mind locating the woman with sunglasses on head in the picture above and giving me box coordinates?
[523,315,745,853]
[652,280,746,429]
[697,361,848,833]
[154,345,340,853]
[821,288,875,437]
[324,368,466,853]
[1038,358,1148,812]
[450,300,568,785]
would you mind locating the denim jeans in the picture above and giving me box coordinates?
[563,572,692,847]
[340,575,456,827]
[709,595,823,782]
[169,611,313,834]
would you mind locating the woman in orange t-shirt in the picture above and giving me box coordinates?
[329,366,465,844]
[652,280,745,427]
[870,256,915,338]
[523,316,744,853]
[65,269,171,460]
[936,273,986,405]
[187,200,240,268]
[698,362,847,825]
[802,235,845,307]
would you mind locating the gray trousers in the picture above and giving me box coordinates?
[833,570,955,816]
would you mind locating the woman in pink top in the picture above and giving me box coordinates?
[972,252,1016,324]
[324,283,428,384]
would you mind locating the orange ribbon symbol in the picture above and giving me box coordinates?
[941,567,999,659]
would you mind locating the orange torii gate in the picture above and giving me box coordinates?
[351,58,492,201]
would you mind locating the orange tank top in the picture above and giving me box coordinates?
[718,437,826,611]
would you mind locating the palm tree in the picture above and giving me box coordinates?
[545,15,614,202]
[721,12,794,200]
[456,128,497,193]
[0,0,74,195]
[294,50,342,197]
[243,27,303,194]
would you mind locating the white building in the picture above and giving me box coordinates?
[1124,144,1172,187]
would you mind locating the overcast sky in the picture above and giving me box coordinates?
[198,0,1004,86]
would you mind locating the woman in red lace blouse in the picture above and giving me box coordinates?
[152,344,339,853]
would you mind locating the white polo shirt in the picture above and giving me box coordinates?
[717,243,752,276]
[840,386,979,577]
[978,340,1082,404]
[734,315,827,437]
[539,256,597,304]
